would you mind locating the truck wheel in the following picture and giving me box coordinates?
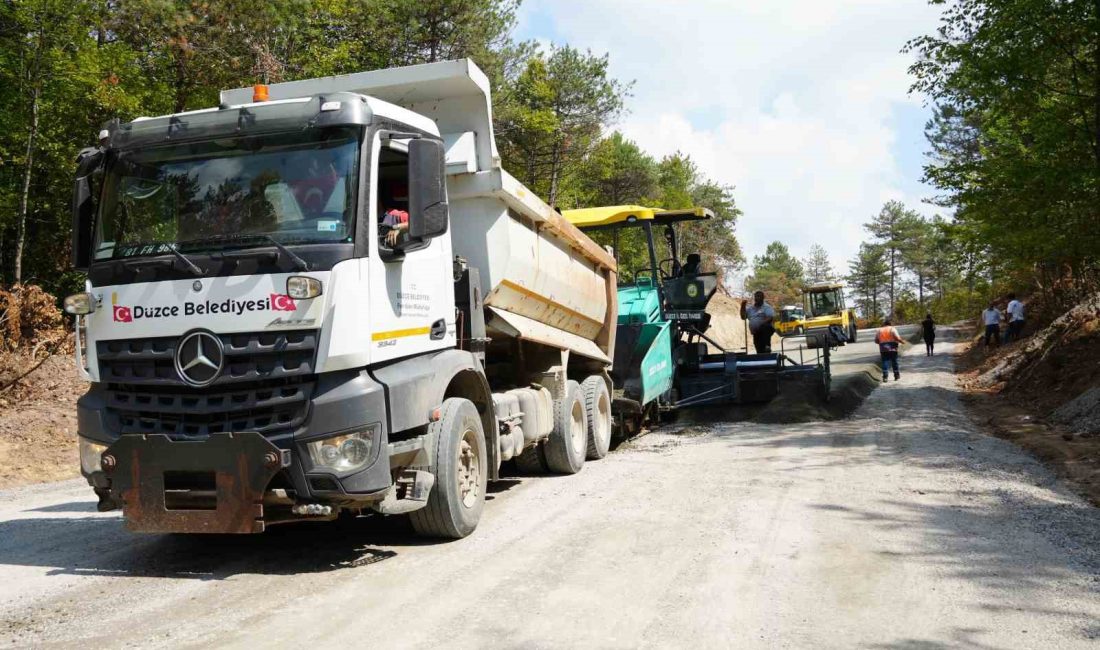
[544,380,587,474]
[849,322,858,343]
[410,398,487,539]
[582,376,612,460]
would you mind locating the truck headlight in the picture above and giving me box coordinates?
[64,292,96,315]
[306,425,379,474]
[287,276,322,299]
[79,437,108,474]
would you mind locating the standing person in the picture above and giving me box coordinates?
[921,313,936,356]
[740,291,776,354]
[875,318,903,381]
[1005,292,1026,342]
[981,301,1003,347]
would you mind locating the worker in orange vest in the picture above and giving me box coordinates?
[875,318,903,382]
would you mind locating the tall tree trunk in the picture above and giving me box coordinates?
[888,247,896,316]
[14,83,41,284]
[1094,0,1100,171]
[1093,1,1100,232]
[547,141,562,208]
[173,46,188,113]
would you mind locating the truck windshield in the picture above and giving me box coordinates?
[95,127,360,260]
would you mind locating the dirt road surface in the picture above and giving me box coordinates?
[2,337,1098,648]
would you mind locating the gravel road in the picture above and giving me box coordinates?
[1,337,1097,648]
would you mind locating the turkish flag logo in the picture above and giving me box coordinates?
[270,294,297,312]
[113,306,133,322]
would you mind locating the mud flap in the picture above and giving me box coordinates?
[103,432,288,534]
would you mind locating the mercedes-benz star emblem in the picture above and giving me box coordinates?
[175,331,224,387]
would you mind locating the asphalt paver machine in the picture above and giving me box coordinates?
[564,205,831,432]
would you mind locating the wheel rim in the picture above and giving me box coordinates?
[596,392,610,446]
[570,400,585,457]
[457,427,481,508]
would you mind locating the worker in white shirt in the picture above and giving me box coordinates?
[980,301,1003,347]
[740,291,776,353]
[1005,292,1026,342]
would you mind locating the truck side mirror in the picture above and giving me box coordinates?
[71,148,104,271]
[403,138,448,246]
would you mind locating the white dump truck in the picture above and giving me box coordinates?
[65,59,617,538]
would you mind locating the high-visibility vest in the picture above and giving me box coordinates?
[875,326,902,345]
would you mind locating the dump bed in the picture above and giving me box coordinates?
[222,59,617,362]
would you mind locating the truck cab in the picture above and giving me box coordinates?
[67,60,617,538]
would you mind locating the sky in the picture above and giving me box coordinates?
[514,0,946,283]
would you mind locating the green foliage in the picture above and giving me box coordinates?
[497,44,629,206]
[577,132,659,205]
[658,153,743,281]
[746,241,803,306]
[847,242,889,319]
[0,0,530,288]
[906,0,1100,288]
[864,199,926,316]
[803,243,833,284]
[853,200,1008,323]
[582,143,744,284]
[0,0,740,302]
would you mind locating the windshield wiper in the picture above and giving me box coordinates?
[166,243,204,276]
[181,234,310,271]
[253,234,310,271]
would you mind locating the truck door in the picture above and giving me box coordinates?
[368,134,456,362]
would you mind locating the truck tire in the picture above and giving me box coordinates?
[544,380,587,474]
[409,398,487,539]
[582,376,612,460]
[848,321,858,343]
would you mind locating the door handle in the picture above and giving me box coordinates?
[430,318,447,340]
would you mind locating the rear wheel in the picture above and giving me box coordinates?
[544,380,587,474]
[582,376,612,460]
[848,321,858,343]
[409,398,487,539]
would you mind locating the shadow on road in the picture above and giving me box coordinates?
[0,509,457,581]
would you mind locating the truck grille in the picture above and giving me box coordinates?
[97,330,318,386]
[105,376,314,439]
[97,330,319,440]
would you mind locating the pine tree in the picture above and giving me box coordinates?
[496,46,629,207]
[865,200,922,317]
[802,243,833,284]
[747,241,804,306]
[847,243,889,319]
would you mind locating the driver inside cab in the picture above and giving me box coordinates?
[379,180,409,248]
[381,208,408,247]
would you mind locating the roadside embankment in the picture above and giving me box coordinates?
[0,284,82,489]
[958,291,1100,505]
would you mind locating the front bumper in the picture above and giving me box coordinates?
[102,432,287,533]
[80,369,404,531]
